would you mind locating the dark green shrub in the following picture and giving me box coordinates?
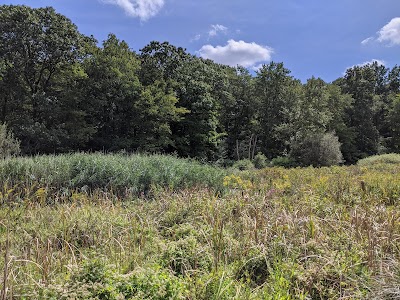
[290,132,343,167]
[233,159,254,170]
[253,152,268,169]
[270,156,296,168]
[237,255,271,286]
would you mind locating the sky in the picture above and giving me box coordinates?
[3,0,400,82]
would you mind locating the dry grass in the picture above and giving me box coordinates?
[0,156,399,299]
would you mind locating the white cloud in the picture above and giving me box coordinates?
[102,0,164,21]
[190,34,201,42]
[198,40,273,68]
[361,37,374,45]
[362,17,400,46]
[208,24,228,37]
[377,17,400,45]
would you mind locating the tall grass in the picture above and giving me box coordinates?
[0,153,226,197]
[1,155,400,298]
[357,153,400,166]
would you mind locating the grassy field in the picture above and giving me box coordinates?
[1,154,400,299]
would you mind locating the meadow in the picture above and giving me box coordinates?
[1,153,400,299]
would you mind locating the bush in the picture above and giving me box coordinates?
[270,156,296,168]
[40,262,187,300]
[0,123,20,159]
[232,159,254,170]
[290,131,343,167]
[253,152,268,169]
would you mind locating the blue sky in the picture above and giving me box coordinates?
[3,0,400,82]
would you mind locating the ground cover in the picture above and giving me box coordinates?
[1,154,399,299]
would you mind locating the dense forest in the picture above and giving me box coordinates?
[1,5,400,166]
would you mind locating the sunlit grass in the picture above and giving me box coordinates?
[357,153,400,166]
[0,154,399,299]
[0,153,226,201]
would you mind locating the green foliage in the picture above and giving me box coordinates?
[0,4,94,153]
[237,253,271,286]
[192,270,248,300]
[386,94,400,152]
[232,159,254,170]
[290,131,343,167]
[0,153,226,196]
[0,123,20,159]
[270,156,296,168]
[253,152,268,169]
[42,262,187,299]
[340,63,382,161]
[1,4,400,163]
[255,62,298,157]
[173,57,224,160]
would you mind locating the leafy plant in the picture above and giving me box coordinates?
[253,152,269,169]
[290,131,343,167]
[270,156,296,168]
[0,123,20,159]
[232,159,254,171]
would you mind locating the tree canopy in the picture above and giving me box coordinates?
[1,4,399,166]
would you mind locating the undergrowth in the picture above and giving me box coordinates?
[0,154,399,299]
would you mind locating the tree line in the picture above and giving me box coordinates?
[1,5,399,166]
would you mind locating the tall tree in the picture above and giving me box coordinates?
[139,41,189,87]
[84,34,185,152]
[254,62,297,158]
[172,57,224,160]
[290,77,332,134]
[84,34,142,151]
[341,64,381,161]
[0,5,94,153]
[219,66,257,161]
[387,94,400,153]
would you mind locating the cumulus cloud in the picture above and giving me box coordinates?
[362,17,400,46]
[208,24,228,37]
[102,0,164,21]
[377,17,400,45]
[198,39,273,68]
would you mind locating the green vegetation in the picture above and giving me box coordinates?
[1,154,400,299]
[1,4,400,298]
[1,5,400,166]
[357,153,400,166]
[0,153,226,197]
[0,123,20,159]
